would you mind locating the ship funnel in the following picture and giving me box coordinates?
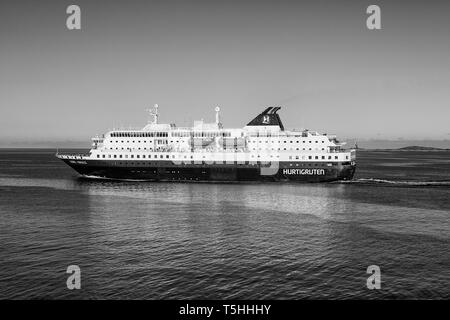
[246,106,284,130]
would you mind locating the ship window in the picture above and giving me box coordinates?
[114,155,117,158]
[308,156,312,160]
[315,156,318,159]
[97,155,100,158]
[322,156,325,159]
[335,156,338,159]
[131,155,134,158]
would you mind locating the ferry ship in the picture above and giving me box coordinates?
[57,106,356,182]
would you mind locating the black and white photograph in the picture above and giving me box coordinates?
[0,0,449,308]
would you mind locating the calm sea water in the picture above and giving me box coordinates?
[0,149,449,299]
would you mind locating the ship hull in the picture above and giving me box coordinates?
[60,159,355,183]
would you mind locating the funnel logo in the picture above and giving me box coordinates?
[262,115,270,124]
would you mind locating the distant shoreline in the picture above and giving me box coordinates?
[356,146,450,151]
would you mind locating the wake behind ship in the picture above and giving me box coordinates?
[57,106,356,182]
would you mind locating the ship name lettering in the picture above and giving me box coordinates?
[282,168,325,175]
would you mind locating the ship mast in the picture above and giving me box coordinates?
[215,106,222,128]
[154,104,158,124]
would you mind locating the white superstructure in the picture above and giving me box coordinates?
[62,105,355,167]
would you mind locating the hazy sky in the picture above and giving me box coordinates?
[1,0,450,146]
